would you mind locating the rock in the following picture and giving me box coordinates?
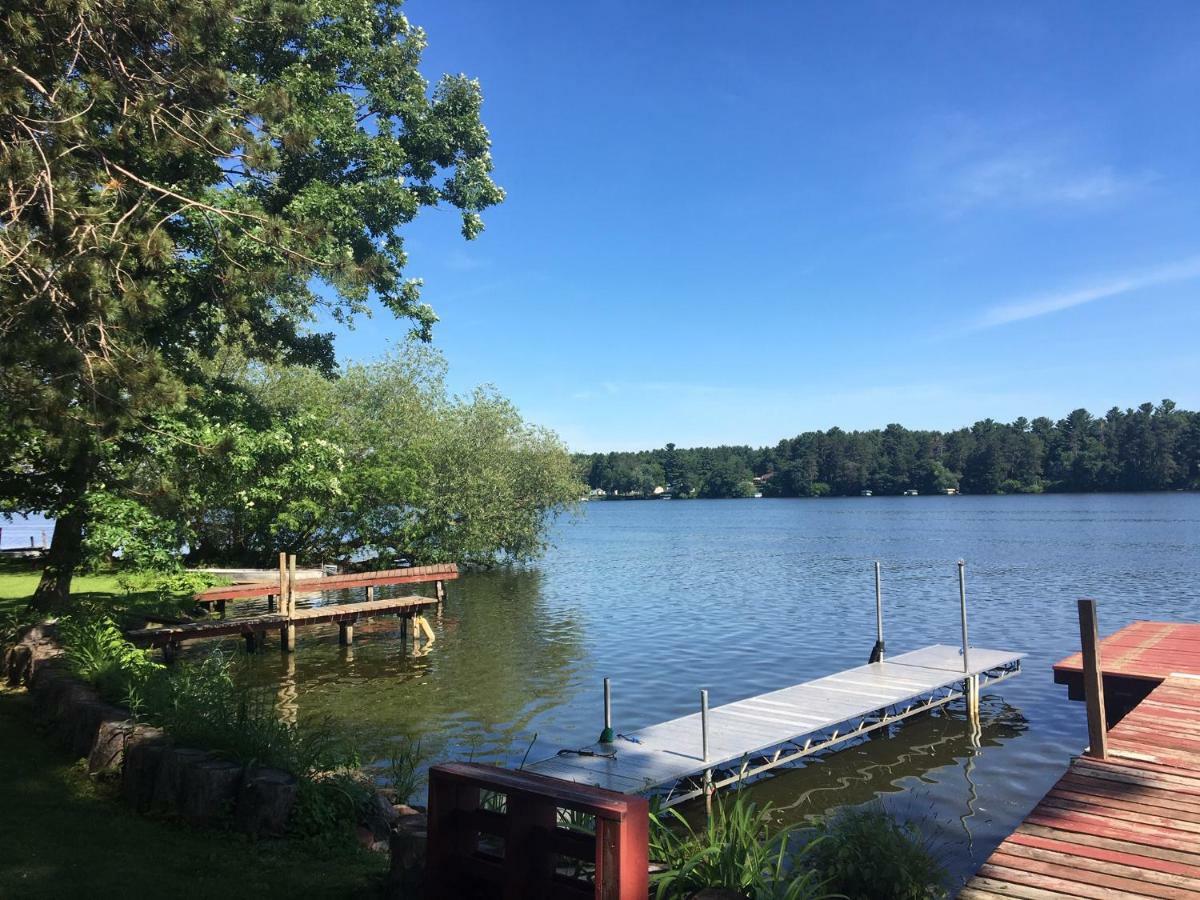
[234,767,298,837]
[179,758,243,826]
[53,682,100,748]
[69,699,127,759]
[4,643,32,685]
[30,667,72,721]
[89,719,138,775]
[121,728,170,812]
[361,789,401,843]
[27,643,66,684]
[386,813,428,898]
[151,747,210,815]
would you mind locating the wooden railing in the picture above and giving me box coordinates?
[426,762,649,900]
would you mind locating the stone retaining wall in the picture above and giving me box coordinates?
[4,624,427,893]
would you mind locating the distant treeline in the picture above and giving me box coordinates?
[576,400,1200,499]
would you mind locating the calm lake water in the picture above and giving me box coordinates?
[226,493,1199,886]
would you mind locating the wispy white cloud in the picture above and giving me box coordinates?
[570,380,731,402]
[974,255,1200,330]
[913,115,1152,215]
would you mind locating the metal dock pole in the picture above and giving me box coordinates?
[599,677,615,744]
[700,688,712,816]
[958,560,978,724]
[870,561,885,663]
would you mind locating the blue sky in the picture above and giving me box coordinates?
[322,1,1200,452]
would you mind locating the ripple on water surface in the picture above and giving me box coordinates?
[213,493,1200,888]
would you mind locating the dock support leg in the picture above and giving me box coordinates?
[338,621,354,646]
[435,579,446,619]
[366,585,375,603]
[267,593,276,613]
[162,640,180,663]
[216,600,227,617]
[280,623,296,653]
[964,674,980,726]
[244,632,258,653]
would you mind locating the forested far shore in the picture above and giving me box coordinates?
[576,400,1200,499]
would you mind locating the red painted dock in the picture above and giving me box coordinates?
[963,620,1200,898]
[1054,621,1200,684]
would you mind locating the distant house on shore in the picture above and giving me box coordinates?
[942,487,959,495]
[588,488,607,498]
[652,485,666,495]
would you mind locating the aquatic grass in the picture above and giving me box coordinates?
[140,649,361,777]
[804,804,948,900]
[648,792,835,900]
[384,735,428,804]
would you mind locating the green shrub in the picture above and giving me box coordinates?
[805,806,947,900]
[649,793,833,900]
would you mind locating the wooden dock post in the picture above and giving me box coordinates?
[1077,598,1108,759]
[435,578,446,613]
[338,620,354,646]
[274,553,286,621]
[366,584,374,603]
[288,554,297,616]
[958,560,979,724]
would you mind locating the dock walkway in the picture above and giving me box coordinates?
[527,644,1023,806]
[963,619,1200,899]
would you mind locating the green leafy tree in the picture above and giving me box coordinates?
[0,0,503,608]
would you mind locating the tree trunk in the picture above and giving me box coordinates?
[30,450,93,612]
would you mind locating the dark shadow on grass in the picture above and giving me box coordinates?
[0,687,386,899]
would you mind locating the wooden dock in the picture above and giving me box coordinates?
[963,616,1200,899]
[127,595,439,651]
[527,643,1024,806]
[128,559,457,657]
[961,672,1200,899]
[192,563,459,608]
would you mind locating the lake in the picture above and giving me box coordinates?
[230,493,1199,887]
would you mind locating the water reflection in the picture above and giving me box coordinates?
[234,567,583,766]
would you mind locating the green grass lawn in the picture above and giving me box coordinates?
[0,686,389,899]
[0,558,125,615]
[0,557,227,625]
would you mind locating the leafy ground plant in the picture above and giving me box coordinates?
[648,792,834,900]
[57,615,163,703]
[804,805,948,900]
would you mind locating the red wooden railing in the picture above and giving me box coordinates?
[426,762,649,900]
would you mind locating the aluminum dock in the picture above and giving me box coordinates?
[527,643,1023,805]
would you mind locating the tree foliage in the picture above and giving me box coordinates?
[578,401,1200,498]
[86,345,582,568]
[0,0,503,606]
